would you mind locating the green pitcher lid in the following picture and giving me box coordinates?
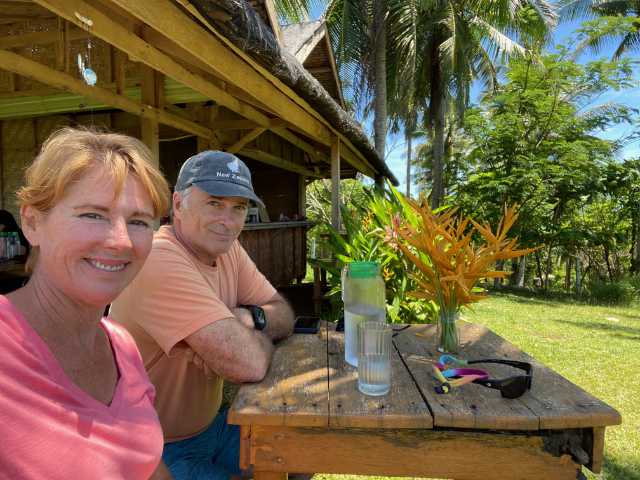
[348,261,379,278]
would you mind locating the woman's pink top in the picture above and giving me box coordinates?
[0,296,163,479]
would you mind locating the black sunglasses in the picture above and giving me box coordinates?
[467,359,533,399]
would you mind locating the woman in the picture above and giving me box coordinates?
[0,128,172,479]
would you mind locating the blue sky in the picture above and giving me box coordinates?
[380,17,640,194]
[300,7,640,193]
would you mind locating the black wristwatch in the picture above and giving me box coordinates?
[242,305,267,331]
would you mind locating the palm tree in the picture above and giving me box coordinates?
[561,0,640,58]
[323,0,390,159]
[387,0,557,208]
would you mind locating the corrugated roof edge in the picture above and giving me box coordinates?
[188,0,399,185]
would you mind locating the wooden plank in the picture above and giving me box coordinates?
[140,65,160,166]
[0,81,208,120]
[588,427,605,473]
[0,49,211,138]
[239,149,320,178]
[271,127,327,165]
[239,425,252,470]
[249,425,581,479]
[394,323,621,430]
[327,328,432,429]
[0,25,86,49]
[228,330,329,427]
[34,0,272,130]
[330,139,340,229]
[104,0,333,146]
[226,127,266,154]
[297,175,306,217]
[394,324,538,430]
[253,473,286,480]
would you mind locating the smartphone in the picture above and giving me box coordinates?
[294,315,320,334]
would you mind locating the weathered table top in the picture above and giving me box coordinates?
[229,322,620,431]
[228,322,621,477]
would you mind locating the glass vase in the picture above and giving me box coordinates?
[437,309,460,354]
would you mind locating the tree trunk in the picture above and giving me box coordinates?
[575,256,582,295]
[516,256,526,287]
[493,260,505,288]
[428,34,445,210]
[631,216,640,274]
[535,250,543,288]
[564,257,572,291]
[405,126,412,197]
[373,0,387,160]
[544,245,553,290]
[604,245,613,281]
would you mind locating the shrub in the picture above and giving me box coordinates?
[588,279,636,305]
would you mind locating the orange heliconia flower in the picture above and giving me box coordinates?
[393,199,538,310]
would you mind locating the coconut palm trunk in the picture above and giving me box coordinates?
[429,34,445,209]
[373,0,387,159]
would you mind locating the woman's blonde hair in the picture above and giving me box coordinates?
[17,127,171,271]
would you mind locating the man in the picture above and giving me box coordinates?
[110,150,295,480]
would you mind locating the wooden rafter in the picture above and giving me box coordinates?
[226,127,266,154]
[239,149,320,178]
[33,0,273,129]
[164,0,377,176]
[0,48,211,138]
[0,26,87,50]
[103,0,332,144]
[105,0,376,177]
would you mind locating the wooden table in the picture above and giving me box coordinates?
[228,322,621,480]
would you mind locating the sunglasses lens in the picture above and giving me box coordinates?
[500,376,529,399]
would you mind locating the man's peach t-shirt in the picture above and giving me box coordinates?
[110,226,276,441]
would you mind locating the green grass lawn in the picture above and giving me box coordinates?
[320,292,640,480]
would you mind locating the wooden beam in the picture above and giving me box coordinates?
[140,65,160,167]
[307,66,333,75]
[298,175,306,217]
[159,0,380,178]
[323,34,345,109]
[0,26,87,50]
[226,127,266,154]
[112,48,126,95]
[0,49,212,138]
[104,0,333,145]
[118,0,380,180]
[0,79,208,120]
[239,149,320,178]
[34,0,273,130]
[331,138,340,229]
[271,127,327,165]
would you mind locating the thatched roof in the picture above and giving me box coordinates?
[281,20,344,107]
[188,0,398,185]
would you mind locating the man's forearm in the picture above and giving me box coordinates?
[262,294,295,340]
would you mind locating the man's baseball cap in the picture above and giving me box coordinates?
[175,150,265,208]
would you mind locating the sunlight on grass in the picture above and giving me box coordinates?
[319,293,639,480]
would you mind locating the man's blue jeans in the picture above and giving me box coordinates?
[162,409,241,480]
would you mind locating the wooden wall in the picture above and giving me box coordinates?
[0,111,303,222]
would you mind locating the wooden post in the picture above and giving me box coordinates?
[331,138,340,230]
[141,65,160,167]
[298,175,306,218]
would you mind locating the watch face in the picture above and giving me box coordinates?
[252,306,267,331]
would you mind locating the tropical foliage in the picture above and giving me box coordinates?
[307,181,437,323]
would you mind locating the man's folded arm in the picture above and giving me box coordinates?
[259,292,295,341]
[184,318,274,383]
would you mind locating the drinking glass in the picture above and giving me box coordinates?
[357,321,392,396]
